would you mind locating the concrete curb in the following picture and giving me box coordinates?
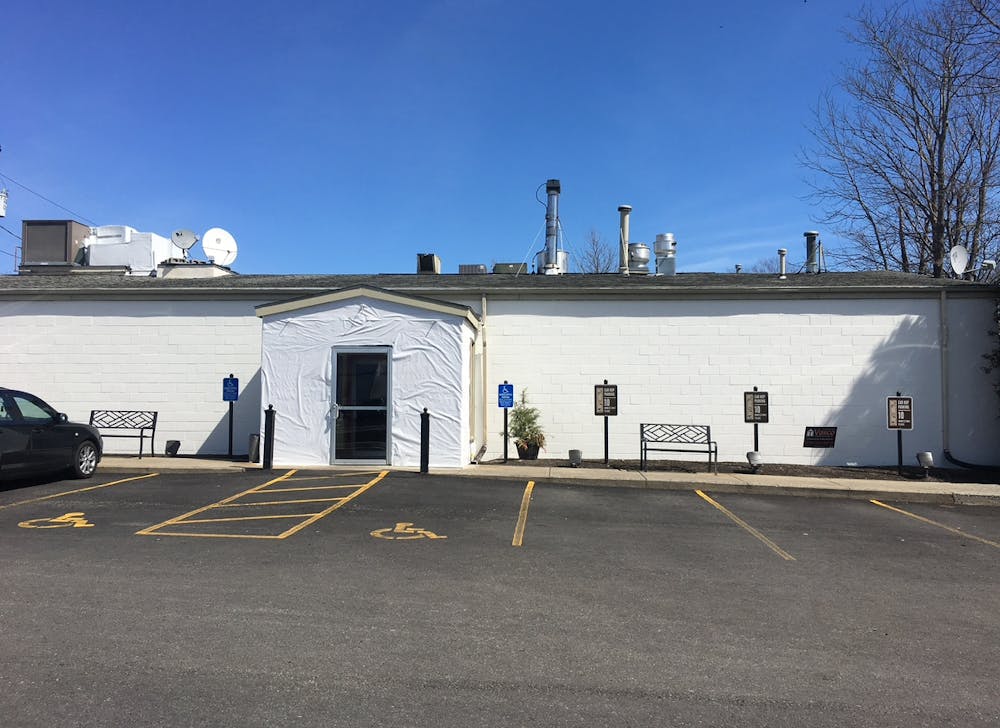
[96,457,1000,507]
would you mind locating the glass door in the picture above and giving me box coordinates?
[332,348,390,463]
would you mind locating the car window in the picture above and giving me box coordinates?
[12,394,57,424]
[0,396,14,423]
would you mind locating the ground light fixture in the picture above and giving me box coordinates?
[916,451,934,477]
[746,451,763,473]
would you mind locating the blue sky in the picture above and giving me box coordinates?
[0,0,911,275]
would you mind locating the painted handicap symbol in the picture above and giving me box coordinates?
[19,512,95,529]
[370,522,446,541]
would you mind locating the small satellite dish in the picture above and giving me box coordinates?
[202,227,238,266]
[949,245,969,275]
[171,229,199,251]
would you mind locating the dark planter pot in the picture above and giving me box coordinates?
[517,443,540,460]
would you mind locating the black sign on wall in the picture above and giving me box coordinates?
[803,427,838,448]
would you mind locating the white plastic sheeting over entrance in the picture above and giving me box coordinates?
[258,292,478,468]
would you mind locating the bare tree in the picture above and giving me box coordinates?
[577,229,617,273]
[748,257,781,274]
[803,0,1000,277]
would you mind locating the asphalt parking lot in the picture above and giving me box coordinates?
[1,469,998,727]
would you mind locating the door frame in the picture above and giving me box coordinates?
[330,346,392,465]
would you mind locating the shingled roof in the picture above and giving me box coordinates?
[0,270,994,300]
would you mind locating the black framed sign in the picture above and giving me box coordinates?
[743,391,769,423]
[594,384,618,416]
[887,397,913,430]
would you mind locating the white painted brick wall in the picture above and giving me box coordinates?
[482,296,999,467]
[3,290,997,469]
[1,299,265,456]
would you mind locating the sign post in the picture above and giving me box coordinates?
[594,380,618,465]
[498,381,514,463]
[223,374,239,458]
[887,392,913,476]
[743,387,769,452]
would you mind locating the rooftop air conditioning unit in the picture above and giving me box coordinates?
[417,253,441,274]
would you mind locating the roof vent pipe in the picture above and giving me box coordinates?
[804,231,820,274]
[778,248,788,280]
[542,179,561,274]
[618,205,632,275]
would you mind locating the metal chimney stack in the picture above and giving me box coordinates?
[778,248,788,279]
[618,205,632,275]
[541,179,561,274]
[804,231,820,274]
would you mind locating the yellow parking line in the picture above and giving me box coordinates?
[144,531,284,540]
[136,470,297,535]
[0,473,159,511]
[260,484,368,493]
[174,514,321,525]
[870,500,1000,549]
[275,470,389,539]
[695,490,796,561]
[512,481,535,547]
[212,497,347,508]
[284,471,384,481]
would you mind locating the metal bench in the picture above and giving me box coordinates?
[89,410,158,458]
[640,423,718,473]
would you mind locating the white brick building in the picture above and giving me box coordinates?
[1,269,997,469]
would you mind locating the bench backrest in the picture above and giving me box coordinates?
[90,410,158,430]
[641,423,711,444]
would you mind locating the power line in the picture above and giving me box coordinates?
[0,173,97,225]
[0,222,22,240]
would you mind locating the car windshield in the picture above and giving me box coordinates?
[11,393,58,423]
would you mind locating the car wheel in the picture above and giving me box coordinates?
[72,440,99,479]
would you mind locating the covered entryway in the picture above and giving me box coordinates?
[256,286,481,468]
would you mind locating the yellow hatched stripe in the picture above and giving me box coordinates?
[136,470,297,535]
[212,497,346,508]
[171,513,321,525]
[276,470,389,539]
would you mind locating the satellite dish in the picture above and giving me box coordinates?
[949,245,969,275]
[202,227,238,266]
[171,229,199,252]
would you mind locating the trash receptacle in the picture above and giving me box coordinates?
[165,440,180,457]
[248,434,261,463]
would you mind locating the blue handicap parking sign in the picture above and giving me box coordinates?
[498,383,514,408]
[223,377,239,402]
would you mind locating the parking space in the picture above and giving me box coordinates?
[1,470,997,564]
[2,469,999,727]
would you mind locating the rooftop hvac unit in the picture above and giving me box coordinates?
[21,220,90,264]
[493,263,527,274]
[459,264,488,275]
[417,253,441,274]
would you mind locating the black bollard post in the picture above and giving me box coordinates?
[263,404,275,470]
[420,408,430,474]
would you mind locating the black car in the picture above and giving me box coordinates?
[0,388,103,479]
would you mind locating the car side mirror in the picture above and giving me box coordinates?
[58,413,68,423]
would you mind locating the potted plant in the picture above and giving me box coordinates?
[508,390,546,460]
